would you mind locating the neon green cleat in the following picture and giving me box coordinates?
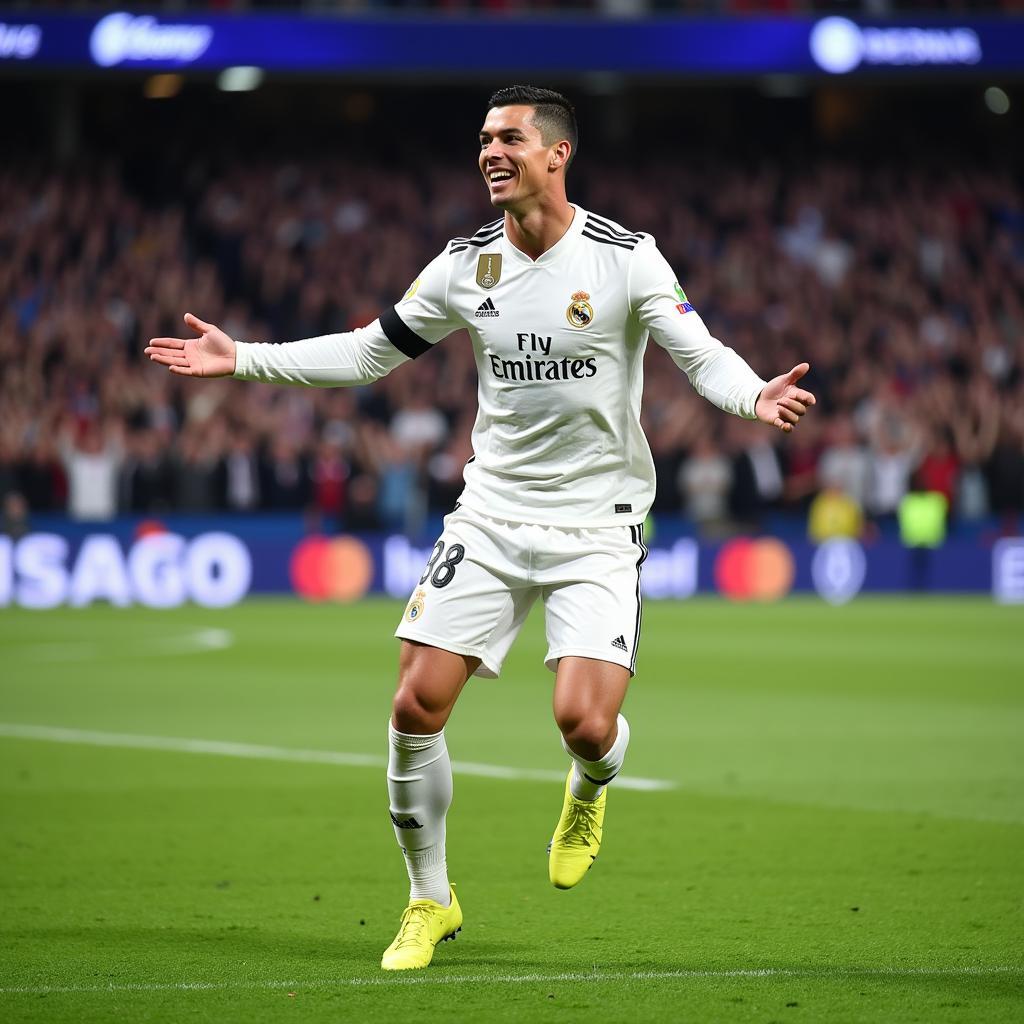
[548,769,606,890]
[380,885,462,971]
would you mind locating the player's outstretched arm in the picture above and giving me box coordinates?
[754,362,816,434]
[145,313,236,378]
[145,249,455,388]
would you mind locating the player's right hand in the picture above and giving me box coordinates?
[144,313,236,378]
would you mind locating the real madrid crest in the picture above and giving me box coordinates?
[566,290,594,329]
[405,589,426,623]
[476,253,502,290]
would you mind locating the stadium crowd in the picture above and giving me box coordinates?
[1,151,1022,538]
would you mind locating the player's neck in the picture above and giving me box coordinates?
[504,196,575,262]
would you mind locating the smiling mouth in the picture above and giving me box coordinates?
[487,169,515,186]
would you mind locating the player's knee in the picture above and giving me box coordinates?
[391,684,447,735]
[557,713,617,762]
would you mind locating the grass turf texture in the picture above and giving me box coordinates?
[0,597,1021,1023]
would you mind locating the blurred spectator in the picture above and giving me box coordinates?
[808,487,863,543]
[916,427,959,516]
[1,492,30,540]
[262,437,312,509]
[122,429,173,513]
[60,422,123,521]
[173,429,224,511]
[728,419,784,528]
[223,432,262,512]
[677,435,732,537]
[309,437,350,531]
[986,416,1024,532]
[817,415,870,510]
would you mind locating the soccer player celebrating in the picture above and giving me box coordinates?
[146,85,815,971]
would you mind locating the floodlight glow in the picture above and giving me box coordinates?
[218,66,264,92]
[144,73,182,99]
[984,86,1010,115]
[810,17,863,75]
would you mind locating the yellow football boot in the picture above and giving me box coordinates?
[380,885,462,971]
[548,769,606,889]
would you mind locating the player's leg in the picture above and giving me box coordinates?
[539,523,647,888]
[382,641,475,971]
[547,658,631,889]
[552,656,631,796]
[383,509,536,969]
[388,640,476,909]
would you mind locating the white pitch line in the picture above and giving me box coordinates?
[0,723,674,791]
[0,965,1018,996]
[19,628,235,661]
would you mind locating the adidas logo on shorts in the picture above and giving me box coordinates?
[475,298,500,318]
[611,635,628,652]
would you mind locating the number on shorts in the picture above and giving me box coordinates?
[419,541,444,586]
[430,543,464,588]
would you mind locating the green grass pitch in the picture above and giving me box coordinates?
[1,597,1021,1023]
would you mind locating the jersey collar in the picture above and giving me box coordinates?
[502,203,586,267]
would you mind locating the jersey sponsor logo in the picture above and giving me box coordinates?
[475,298,500,318]
[405,588,426,622]
[566,290,594,329]
[489,352,597,382]
[674,281,695,314]
[611,634,628,652]
[490,332,597,382]
[476,253,502,289]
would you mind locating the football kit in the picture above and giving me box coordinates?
[234,205,768,674]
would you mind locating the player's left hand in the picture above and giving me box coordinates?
[755,362,816,434]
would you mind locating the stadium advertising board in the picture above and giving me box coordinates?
[2,13,1023,76]
[0,522,1008,609]
[0,531,251,609]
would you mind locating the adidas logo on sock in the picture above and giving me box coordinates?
[611,634,628,652]
[474,298,500,318]
[390,812,423,830]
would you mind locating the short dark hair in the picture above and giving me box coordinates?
[487,85,578,166]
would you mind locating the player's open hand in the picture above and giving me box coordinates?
[755,362,816,433]
[145,313,236,378]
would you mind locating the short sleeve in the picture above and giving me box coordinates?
[379,249,464,360]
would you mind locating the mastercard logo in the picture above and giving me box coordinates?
[290,536,374,603]
[714,538,795,602]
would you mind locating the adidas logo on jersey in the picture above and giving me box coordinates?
[611,635,628,652]
[475,298,500,318]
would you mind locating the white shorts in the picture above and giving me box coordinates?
[394,508,648,679]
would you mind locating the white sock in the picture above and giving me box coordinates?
[387,722,452,906]
[561,714,630,802]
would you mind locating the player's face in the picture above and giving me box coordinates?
[479,105,557,210]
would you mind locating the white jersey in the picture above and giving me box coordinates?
[234,203,767,527]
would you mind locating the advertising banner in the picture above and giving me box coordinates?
[0,519,1009,610]
[2,13,1023,77]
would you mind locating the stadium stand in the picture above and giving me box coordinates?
[2,147,1021,535]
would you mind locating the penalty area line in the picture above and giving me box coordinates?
[1,966,1020,996]
[0,723,674,791]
